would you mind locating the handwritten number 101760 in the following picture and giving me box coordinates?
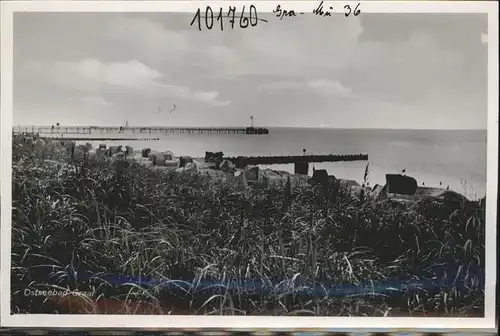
[190,6,267,31]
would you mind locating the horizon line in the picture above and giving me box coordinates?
[12,125,487,131]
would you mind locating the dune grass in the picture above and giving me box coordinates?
[10,137,485,316]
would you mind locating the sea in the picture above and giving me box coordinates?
[64,127,486,199]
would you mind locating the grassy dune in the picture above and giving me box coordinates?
[11,137,485,316]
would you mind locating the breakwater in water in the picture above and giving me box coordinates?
[226,154,369,169]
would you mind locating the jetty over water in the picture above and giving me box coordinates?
[14,126,269,135]
[226,154,369,174]
[46,137,161,141]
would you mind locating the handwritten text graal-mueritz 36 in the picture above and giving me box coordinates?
[190,1,361,31]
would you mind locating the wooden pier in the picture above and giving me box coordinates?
[14,126,269,135]
[45,137,160,141]
[226,154,369,174]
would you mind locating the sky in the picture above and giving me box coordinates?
[13,12,488,129]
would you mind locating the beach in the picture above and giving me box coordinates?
[33,127,486,199]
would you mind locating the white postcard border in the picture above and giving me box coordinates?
[1,0,498,331]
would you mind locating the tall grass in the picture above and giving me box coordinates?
[11,137,485,316]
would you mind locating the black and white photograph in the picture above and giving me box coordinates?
[1,0,498,330]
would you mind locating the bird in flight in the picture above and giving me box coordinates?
[156,104,177,114]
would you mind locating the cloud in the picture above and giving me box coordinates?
[13,13,487,129]
[259,81,301,92]
[222,15,365,78]
[307,79,355,98]
[96,14,366,80]
[260,79,355,99]
[82,95,112,107]
[23,58,230,107]
[104,15,190,62]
